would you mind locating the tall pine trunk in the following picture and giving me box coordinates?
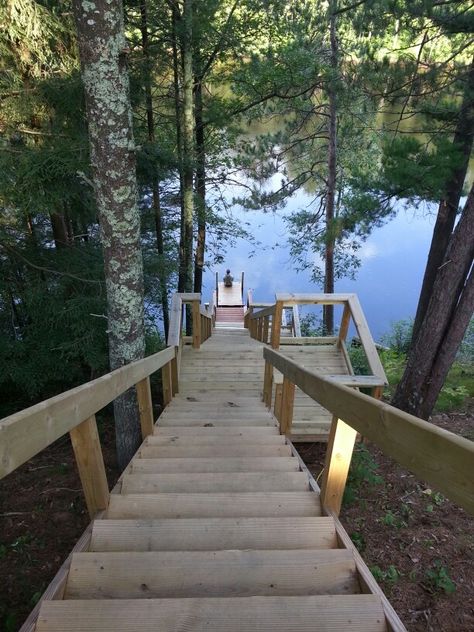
[193,78,206,293]
[177,0,194,296]
[393,186,474,419]
[72,0,145,470]
[411,61,474,344]
[323,5,338,335]
[139,0,170,338]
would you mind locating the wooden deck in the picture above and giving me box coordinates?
[34,326,401,631]
[217,280,243,306]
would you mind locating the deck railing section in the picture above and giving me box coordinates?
[262,346,474,517]
[0,292,213,519]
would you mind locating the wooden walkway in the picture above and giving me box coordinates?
[35,325,400,631]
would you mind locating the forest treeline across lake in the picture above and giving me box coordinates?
[1,0,473,465]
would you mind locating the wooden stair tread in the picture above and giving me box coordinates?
[89,517,338,551]
[139,444,291,458]
[37,595,387,631]
[157,418,275,426]
[153,426,279,435]
[65,549,358,599]
[145,434,285,446]
[121,471,310,493]
[131,456,300,473]
[107,492,321,518]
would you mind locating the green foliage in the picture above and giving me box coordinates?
[424,560,456,595]
[350,531,366,552]
[343,444,384,507]
[370,564,400,585]
[381,319,413,354]
[348,345,371,375]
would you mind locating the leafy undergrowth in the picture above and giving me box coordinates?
[297,404,474,631]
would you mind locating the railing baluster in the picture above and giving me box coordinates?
[320,416,357,515]
[263,360,273,408]
[69,415,109,518]
[136,376,155,438]
[274,382,283,422]
[192,299,201,349]
[161,362,173,407]
[271,300,283,349]
[279,376,295,435]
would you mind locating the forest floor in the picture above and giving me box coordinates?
[0,405,473,632]
[298,401,474,632]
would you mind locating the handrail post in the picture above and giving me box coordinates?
[274,382,283,422]
[161,361,173,407]
[279,376,295,435]
[338,302,351,349]
[263,315,269,344]
[257,316,264,341]
[263,360,273,408]
[69,415,109,518]
[320,416,357,516]
[271,300,283,349]
[136,376,154,438]
[192,299,201,349]
[170,353,179,395]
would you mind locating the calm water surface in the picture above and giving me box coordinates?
[202,187,436,342]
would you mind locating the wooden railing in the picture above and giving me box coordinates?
[0,291,214,519]
[248,304,276,344]
[263,347,474,517]
[0,346,175,517]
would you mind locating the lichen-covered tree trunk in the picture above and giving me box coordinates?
[411,60,474,345]
[323,4,338,335]
[72,0,145,470]
[393,185,474,419]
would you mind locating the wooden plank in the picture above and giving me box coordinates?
[280,337,338,345]
[338,303,351,347]
[326,375,385,387]
[167,294,182,347]
[65,549,358,599]
[161,361,173,406]
[250,305,275,320]
[139,444,292,458]
[90,516,338,552]
[264,347,474,515]
[131,456,300,474]
[320,417,358,515]
[271,300,283,349]
[280,377,295,436]
[276,293,352,304]
[154,426,279,436]
[69,415,109,518]
[192,299,201,349]
[146,434,284,446]
[135,377,154,439]
[121,471,310,493]
[107,492,322,519]
[274,382,283,422]
[347,295,387,381]
[0,345,175,479]
[263,360,273,408]
[37,595,387,632]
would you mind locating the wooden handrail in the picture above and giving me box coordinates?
[249,304,276,319]
[0,346,175,482]
[263,346,474,516]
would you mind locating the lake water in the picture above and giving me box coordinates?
[202,185,437,342]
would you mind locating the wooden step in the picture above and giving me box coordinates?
[107,492,321,519]
[65,549,359,599]
[153,426,279,436]
[157,418,275,427]
[145,434,285,446]
[121,471,309,493]
[131,456,300,474]
[89,517,338,551]
[139,445,291,459]
[37,595,387,632]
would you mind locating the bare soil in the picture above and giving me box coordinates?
[297,404,474,631]
[1,408,472,631]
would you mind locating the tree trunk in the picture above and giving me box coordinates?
[193,78,206,293]
[393,185,474,418]
[139,0,170,338]
[50,212,71,248]
[72,0,145,470]
[323,5,338,335]
[411,61,474,344]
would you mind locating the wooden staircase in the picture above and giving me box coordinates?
[35,326,396,631]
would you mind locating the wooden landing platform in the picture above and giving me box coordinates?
[35,327,401,630]
[217,281,243,306]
